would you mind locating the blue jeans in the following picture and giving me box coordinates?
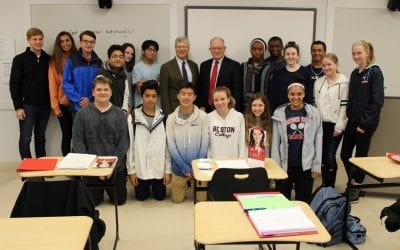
[18,104,50,159]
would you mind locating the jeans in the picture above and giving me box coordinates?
[276,167,314,203]
[57,104,73,156]
[135,178,166,201]
[18,104,50,159]
[340,119,377,184]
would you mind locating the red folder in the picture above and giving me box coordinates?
[17,158,58,172]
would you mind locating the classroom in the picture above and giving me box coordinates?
[1,0,400,249]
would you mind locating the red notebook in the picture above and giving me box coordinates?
[17,158,58,172]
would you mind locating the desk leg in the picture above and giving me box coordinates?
[343,185,358,250]
[113,169,119,250]
[194,181,198,204]
[194,241,205,250]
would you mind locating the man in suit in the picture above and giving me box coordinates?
[197,37,242,113]
[160,36,199,114]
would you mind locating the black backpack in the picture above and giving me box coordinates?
[310,187,347,246]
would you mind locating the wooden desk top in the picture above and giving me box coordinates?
[194,201,330,245]
[18,157,114,178]
[192,158,288,182]
[0,216,92,250]
[350,157,400,179]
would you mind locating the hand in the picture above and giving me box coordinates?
[79,97,90,108]
[15,109,25,120]
[128,174,139,186]
[163,174,172,186]
[135,80,144,93]
[333,131,342,137]
[99,176,108,181]
[311,171,320,179]
[356,126,365,133]
[183,172,193,179]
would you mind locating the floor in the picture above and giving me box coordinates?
[1,164,400,250]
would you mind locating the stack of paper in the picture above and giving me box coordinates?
[56,153,97,169]
[248,206,317,237]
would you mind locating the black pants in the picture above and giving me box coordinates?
[276,167,314,203]
[340,119,377,184]
[321,122,343,185]
[57,104,73,156]
[135,178,166,201]
[83,168,128,206]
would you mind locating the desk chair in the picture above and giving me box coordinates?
[208,167,271,250]
[10,179,105,250]
[208,167,270,201]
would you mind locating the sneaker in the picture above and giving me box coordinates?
[349,189,361,203]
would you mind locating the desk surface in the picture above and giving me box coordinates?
[195,201,331,245]
[0,216,92,250]
[192,158,288,182]
[350,157,400,179]
[18,157,114,178]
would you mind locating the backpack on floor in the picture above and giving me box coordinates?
[346,215,366,244]
[310,187,347,246]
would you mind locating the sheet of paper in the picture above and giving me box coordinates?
[215,159,249,169]
[56,153,97,169]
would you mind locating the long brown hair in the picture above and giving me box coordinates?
[244,93,271,145]
[50,31,77,74]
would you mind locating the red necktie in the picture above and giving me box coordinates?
[208,60,219,105]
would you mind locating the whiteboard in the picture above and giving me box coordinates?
[333,8,400,97]
[30,4,170,63]
[185,6,316,66]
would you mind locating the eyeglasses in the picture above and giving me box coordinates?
[111,55,124,59]
[82,40,95,45]
[210,47,225,51]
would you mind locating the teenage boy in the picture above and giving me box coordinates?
[97,44,129,112]
[306,40,326,95]
[265,36,286,71]
[72,75,129,206]
[166,83,208,203]
[9,27,51,159]
[63,30,102,113]
[127,80,171,201]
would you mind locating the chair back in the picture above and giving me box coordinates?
[208,167,270,201]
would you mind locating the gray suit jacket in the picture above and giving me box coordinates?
[160,58,199,114]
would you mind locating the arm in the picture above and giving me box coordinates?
[159,63,171,114]
[122,79,129,112]
[62,58,82,103]
[335,79,349,134]
[312,110,323,174]
[48,63,62,116]
[71,111,88,153]
[9,55,24,110]
[164,140,172,185]
[199,115,210,159]
[166,118,191,175]
[126,114,138,185]
[270,118,281,166]
[114,110,130,168]
[238,113,247,157]
[359,67,384,130]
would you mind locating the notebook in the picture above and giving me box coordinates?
[247,206,317,237]
[234,192,293,211]
[17,158,58,172]
[56,153,97,169]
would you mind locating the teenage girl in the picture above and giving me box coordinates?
[48,31,78,156]
[271,78,322,203]
[340,40,384,200]
[244,93,271,160]
[122,42,135,111]
[314,53,349,187]
[207,86,246,158]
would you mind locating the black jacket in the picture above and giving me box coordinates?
[9,47,50,109]
[347,65,384,129]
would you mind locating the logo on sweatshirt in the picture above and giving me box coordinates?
[212,126,235,139]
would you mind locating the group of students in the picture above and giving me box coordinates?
[9,27,384,206]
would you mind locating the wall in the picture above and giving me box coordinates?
[0,0,398,167]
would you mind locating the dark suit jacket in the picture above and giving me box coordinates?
[160,58,199,114]
[197,56,243,112]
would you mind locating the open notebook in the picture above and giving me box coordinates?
[247,206,317,237]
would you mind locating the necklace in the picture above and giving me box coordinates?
[310,65,323,80]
